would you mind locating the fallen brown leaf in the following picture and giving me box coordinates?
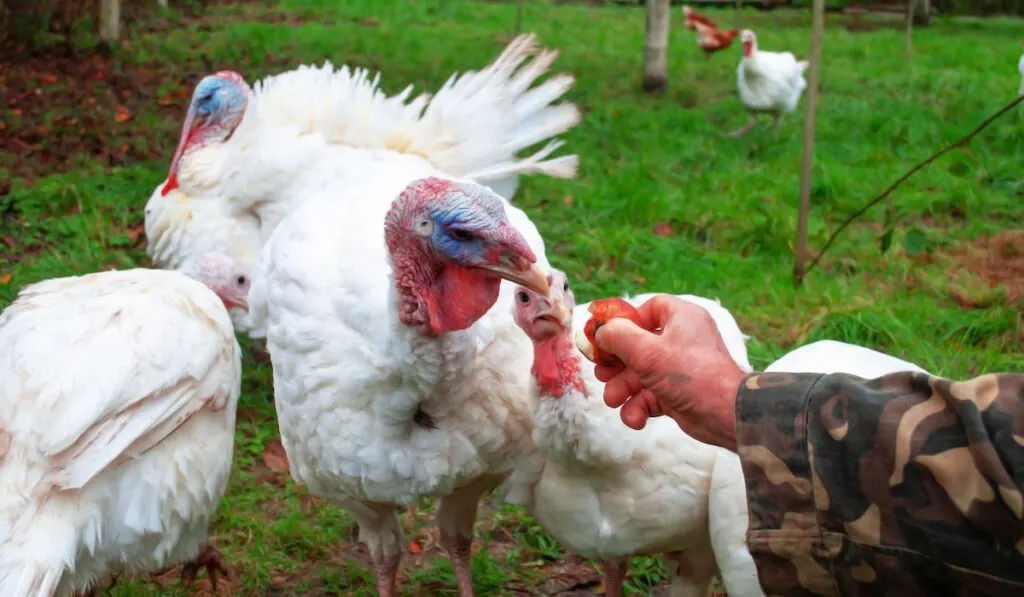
[563,195,573,206]
[262,439,290,473]
[114,105,132,123]
[1,236,14,249]
[653,222,674,236]
[0,274,11,285]
[39,74,58,84]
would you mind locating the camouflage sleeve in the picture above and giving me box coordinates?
[735,371,1024,596]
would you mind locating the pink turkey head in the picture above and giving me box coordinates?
[161,71,250,196]
[183,252,251,312]
[384,177,550,337]
[741,29,757,58]
[512,268,584,399]
[512,269,575,342]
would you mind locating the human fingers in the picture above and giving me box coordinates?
[633,295,685,334]
[593,318,662,370]
[602,369,645,409]
[594,362,625,383]
[619,390,664,430]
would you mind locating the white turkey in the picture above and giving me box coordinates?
[508,272,764,597]
[765,339,930,377]
[144,185,263,336]
[143,33,580,327]
[0,255,247,597]
[731,29,809,138]
[248,176,551,597]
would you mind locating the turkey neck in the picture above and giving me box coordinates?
[532,333,585,399]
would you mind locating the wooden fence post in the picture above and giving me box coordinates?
[642,0,671,93]
[99,0,121,42]
[794,0,825,286]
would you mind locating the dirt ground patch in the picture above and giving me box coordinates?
[0,39,201,189]
[950,230,1024,305]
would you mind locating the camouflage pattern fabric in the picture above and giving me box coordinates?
[735,371,1024,596]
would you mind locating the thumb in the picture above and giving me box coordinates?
[594,318,660,369]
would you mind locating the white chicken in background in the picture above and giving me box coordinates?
[249,176,552,597]
[731,29,809,138]
[765,339,931,377]
[509,273,764,597]
[1018,47,1023,96]
[143,34,579,315]
[0,254,248,597]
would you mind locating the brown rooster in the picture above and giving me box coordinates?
[682,5,739,58]
[682,4,718,30]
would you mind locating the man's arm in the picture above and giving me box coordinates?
[735,371,1024,597]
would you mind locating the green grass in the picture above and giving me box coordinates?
[1,0,1022,594]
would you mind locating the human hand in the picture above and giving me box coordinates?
[592,296,747,450]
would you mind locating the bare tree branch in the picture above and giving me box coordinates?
[801,94,1024,280]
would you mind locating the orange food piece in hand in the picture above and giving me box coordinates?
[575,297,644,366]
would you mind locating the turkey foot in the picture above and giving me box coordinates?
[180,543,232,591]
[728,114,758,137]
[74,572,120,597]
[600,558,630,597]
[374,552,401,597]
[440,529,476,597]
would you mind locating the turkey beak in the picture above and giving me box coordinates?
[478,224,549,296]
[161,106,202,197]
[533,295,572,330]
[482,257,550,296]
[224,297,249,312]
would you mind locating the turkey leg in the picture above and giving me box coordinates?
[771,113,784,140]
[180,542,232,590]
[436,474,505,597]
[600,558,630,597]
[348,500,404,597]
[728,114,758,137]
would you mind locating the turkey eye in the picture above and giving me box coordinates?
[236,275,247,286]
[516,291,530,305]
[563,280,569,292]
[449,228,475,242]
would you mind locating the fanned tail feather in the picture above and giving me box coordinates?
[232,34,580,202]
[403,33,582,192]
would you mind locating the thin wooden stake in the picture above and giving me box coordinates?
[905,0,914,62]
[794,0,825,286]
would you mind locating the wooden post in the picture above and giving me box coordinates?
[99,0,121,42]
[904,0,915,61]
[642,0,671,94]
[794,0,825,286]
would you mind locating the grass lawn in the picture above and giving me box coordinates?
[1,0,1022,594]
